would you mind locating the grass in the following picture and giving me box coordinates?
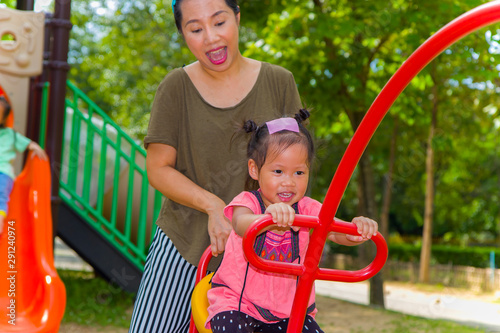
[59,269,134,328]
[347,316,490,333]
[387,315,488,333]
[388,315,488,333]
[314,294,490,333]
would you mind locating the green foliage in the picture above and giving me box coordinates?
[388,243,500,268]
[327,241,500,268]
[68,0,195,139]
[241,0,500,241]
[0,1,16,8]
[59,270,134,327]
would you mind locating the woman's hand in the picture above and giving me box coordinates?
[207,199,232,257]
[345,216,378,243]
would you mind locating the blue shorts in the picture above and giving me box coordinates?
[0,172,14,217]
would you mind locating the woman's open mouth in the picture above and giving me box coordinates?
[206,46,227,65]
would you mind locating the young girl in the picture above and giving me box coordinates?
[206,109,378,332]
[0,96,48,234]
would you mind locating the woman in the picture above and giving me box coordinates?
[129,0,303,331]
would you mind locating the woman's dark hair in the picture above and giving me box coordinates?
[173,0,240,33]
[0,96,11,126]
[243,109,314,191]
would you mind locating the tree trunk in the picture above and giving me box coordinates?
[380,117,398,238]
[419,83,439,283]
[353,129,385,307]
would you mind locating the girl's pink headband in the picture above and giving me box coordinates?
[266,118,299,134]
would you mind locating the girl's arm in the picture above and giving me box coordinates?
[232,202,295,237]
[328,216,378,246]
[146,143,232,257]
[28,141,48,160]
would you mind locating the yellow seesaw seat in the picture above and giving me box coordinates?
[191,272,214,333]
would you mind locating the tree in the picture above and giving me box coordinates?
[243,0,500,304]
[380,117,398,238]
[419,63,439,283]
[68,0,197,139]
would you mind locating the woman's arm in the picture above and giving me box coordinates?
[146,143,232,256]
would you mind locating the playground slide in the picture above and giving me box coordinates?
[0,153,66,332]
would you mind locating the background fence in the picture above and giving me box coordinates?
[324,254,500,292]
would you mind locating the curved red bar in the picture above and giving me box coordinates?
[243,215,321,276]
[243,215,388,282]
[318,220,388,282]
[195,246,213,285]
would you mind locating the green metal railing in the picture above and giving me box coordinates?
[42,81,163,270]
[38,82,49,149]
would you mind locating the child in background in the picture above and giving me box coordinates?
[0,96,48,234]
[206,109,379,332]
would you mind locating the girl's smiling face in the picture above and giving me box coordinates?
[249,143,310,208]
[180,0,240,72]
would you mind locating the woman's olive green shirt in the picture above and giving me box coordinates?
[144,62,302,269]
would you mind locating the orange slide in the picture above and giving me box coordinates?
[0,153,66,332]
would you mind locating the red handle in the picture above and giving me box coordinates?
[243,214,388,282]
[319,219,388,282]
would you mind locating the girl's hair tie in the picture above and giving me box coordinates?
[172,0,176,12]
[266,118,299,134]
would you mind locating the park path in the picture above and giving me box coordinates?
[316,280,500,332]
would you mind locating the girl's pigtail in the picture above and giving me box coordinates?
[243,119,258,134]
[294,108,310,124]
[242,119,260,191]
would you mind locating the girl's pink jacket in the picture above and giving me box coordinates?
[206,190,322,328]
